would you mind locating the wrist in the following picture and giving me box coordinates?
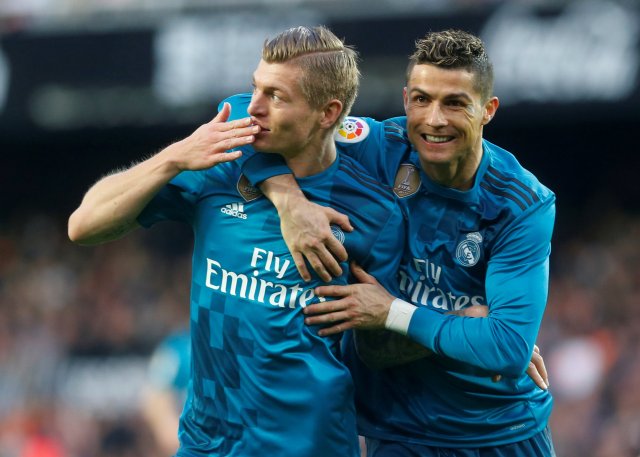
[160,141,189,175]
[384,299,418,335]
[260,175,305,212]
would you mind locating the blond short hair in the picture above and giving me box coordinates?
[262,26,360,126]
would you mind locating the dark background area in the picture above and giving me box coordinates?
[1,3,638,239]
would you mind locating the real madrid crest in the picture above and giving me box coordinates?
[236,174,262,202]
[330,225,345,245]
[334,117,369,143]
[455,232,483,267]
[393,163,421,198]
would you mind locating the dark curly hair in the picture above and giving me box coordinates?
[407,29,494,101]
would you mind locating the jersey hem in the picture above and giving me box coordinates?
[358,421,548,449]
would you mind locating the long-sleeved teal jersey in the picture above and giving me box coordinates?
[238,97,556,447]
[137,99,405,456]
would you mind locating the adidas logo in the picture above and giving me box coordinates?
[220,202,248,220]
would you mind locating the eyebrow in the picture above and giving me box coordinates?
[410,87,472,102]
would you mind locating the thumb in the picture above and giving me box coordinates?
[350,261,376,285]
[213,102,231,123]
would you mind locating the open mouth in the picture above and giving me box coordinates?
[422,134,453,144]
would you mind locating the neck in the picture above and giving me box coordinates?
[284,132,337,178]
[421,140,484,190]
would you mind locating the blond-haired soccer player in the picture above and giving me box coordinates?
[69,26,405,457]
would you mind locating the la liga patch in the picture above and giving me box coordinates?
[335,117,369,143]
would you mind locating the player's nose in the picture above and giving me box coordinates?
[248,92,265,117]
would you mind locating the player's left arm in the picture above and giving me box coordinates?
[308,197,555,378]
[353,304,491,370]
[404,197,556,377]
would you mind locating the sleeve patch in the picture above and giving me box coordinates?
[334,117,370,143]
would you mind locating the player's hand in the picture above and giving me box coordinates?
[279,197,353,282]
[171,102,260,171]
[523,345,549,389]
[304,262,394,336]
[490,345,548,389]
[446,305,489,318]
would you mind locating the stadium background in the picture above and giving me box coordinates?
[1,0,639,456]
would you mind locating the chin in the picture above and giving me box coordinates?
[419,150,454,165]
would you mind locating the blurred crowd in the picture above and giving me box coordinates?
[0,213,191,457]
[0,208,638,456]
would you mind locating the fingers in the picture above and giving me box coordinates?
[292,252,312,282]
[294,249,332,282]
[526,360,548,390]
[305,309,350,327]
[312,246,343,280]
[303,301,352,336]
[300,224,347,278]
[464,305,489,318]
[303,300,343,317]
[325,234,348,263]
[212,150,243,164]
[317,322,351,337]
[491,374,502,383]
[211,102,253,129]
[215,115,255,131]
[212,123,259,154]
[325,207,353,232]
[314,284,351,299]
[350,262,377,285]
[531,345,549,388]
[213,102,231,123]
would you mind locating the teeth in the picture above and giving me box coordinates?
[425,135,451,143]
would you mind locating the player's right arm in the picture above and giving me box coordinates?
[68,104,258,245]
[241,115,402,281]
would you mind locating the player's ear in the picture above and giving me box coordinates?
[403,87,409,113]
[320,99,343,130]
[482,96,499,125]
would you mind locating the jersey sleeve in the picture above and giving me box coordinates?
[406,196,556,377]
[137,170,204,227]
[335,116,409,187]
[218,93,292,184]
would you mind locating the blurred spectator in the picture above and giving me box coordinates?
[140,327,190,456]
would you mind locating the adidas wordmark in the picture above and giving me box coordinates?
[221,202,248,220]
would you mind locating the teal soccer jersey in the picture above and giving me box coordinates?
[137,101,405,456]
[241,111,556,448]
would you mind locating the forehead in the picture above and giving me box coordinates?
[408,64,479,98]
[252,59,304,93]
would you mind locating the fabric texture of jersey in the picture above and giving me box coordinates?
[137,98,405,457]
[242,114,556,448]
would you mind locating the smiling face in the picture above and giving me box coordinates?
[404,63,498,187]
[247,59,324,159]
